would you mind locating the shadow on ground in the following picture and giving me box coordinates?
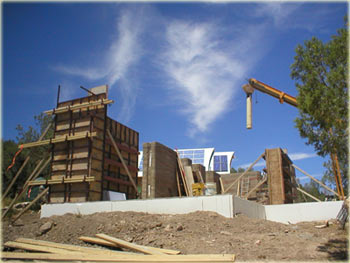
[317,238,348,261]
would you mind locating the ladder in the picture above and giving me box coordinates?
[240,177,250,197]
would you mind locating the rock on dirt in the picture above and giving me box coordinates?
[39,221,53,235]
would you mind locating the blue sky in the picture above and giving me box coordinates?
[2,1,348,186]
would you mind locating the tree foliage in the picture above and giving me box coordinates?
[290,18,348,192]
[2,113,53,198]
[230,167,253,173]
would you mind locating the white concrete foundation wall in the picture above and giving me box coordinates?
[264,201,343,224]
[233,196,265,219]
[41,194,233,219]
[232,196,342,224]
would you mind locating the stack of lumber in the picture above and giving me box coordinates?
[2,234,235,262]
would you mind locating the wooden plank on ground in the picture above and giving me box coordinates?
[16,238,136,255]
[4,241,78,254]
[96,233,166,255]
[80,236,181,255]
[1,252,235,262]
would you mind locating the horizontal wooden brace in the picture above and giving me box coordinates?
[19,132,97,149]
[28,176,95,186]
[45,99,114,115]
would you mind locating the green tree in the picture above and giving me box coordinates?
[230,167,253,173]
[290,18,348,195]
[301,179,326,202]
[2,113,53,198]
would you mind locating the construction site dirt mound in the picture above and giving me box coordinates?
[2,210,348,261]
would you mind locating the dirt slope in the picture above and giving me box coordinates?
[2,210,348,261]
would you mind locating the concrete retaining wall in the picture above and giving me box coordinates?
[41,194,343,225]
[264,201,343,224]
[233,196,266,219]
[41,194,233,219]
[233,196,343,224]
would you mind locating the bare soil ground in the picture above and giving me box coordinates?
[2,210,348,261]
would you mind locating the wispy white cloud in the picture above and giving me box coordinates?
[161,20,266,136]
[252,2,340,33]
[289,152,318,161]
[54,8,146,123]
[253,2,302,27]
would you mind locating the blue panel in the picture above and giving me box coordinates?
[194,153,204,158]
[214,156,220,162]
[193,158,204,165]
[214,162,220,171]
[220,162,228,172]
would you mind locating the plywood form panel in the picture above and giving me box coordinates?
[48,91,139,202]
[104,117,138,199]
[141,142,177,199]
[265,148,285,205]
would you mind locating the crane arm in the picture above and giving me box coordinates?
[243,78,345,200]
[248,78,298,107]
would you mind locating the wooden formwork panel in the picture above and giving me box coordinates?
[141,142,178,199]
[265,148,297,205]
[266,148,285,204]
[48,91,139,203]
[50,182,102,203]
[103,117,139,199]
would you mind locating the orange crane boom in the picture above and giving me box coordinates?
[242,78,345,200]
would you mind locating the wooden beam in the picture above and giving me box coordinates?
[27,176,95,186]
[12,187,49,223]
[19,132,97,149]
[296,187,321,202]
[243,177,267,199]
[176,152,189,197]
[176,170,182,197]
[2,157,51,219]
[107,130,138,193]
[223,153,265,194]
[292,164,340,198]
[79,236,181,255]
[96,233,166,255]
[219,177,225,193]
[44,99,114,115]
[2,122,52,201]
[16,238,136,255]
[2,156,30,201]
[183,166,194,197]
[1,252,236,262]
[4,241,77,254]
